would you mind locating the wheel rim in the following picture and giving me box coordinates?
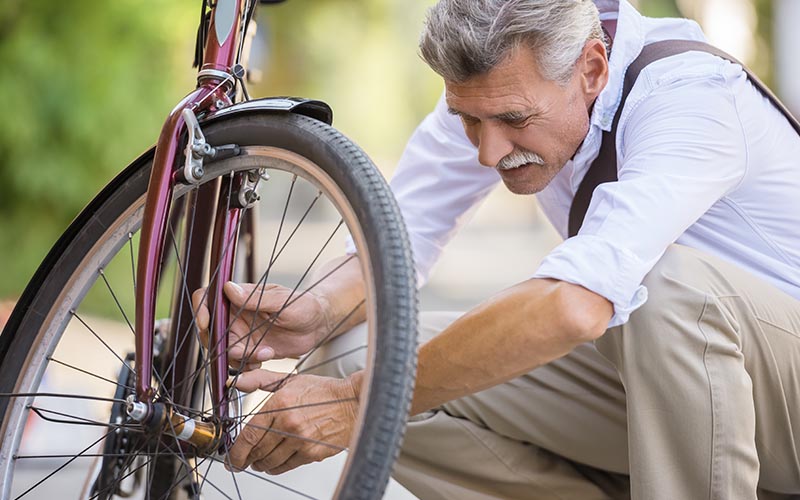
[0,146,388,499]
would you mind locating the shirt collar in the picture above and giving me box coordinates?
[561,0,646,193]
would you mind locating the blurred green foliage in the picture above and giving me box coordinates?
[0,0,196,300]
[253,0,441,171]
[0,0,442,307]
[638,0,682,18]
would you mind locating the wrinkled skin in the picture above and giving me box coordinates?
[192,282,360,473]
[192,282,333,371]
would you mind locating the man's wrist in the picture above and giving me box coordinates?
[346,370,364,403]
[315,292,338,342]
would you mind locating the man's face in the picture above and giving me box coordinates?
[445,43,606,194]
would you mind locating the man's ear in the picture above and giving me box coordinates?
[579,39,609,102]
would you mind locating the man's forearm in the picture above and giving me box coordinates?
[349,278,613,415]
[411,278,612,413]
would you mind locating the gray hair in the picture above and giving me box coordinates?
[419,0,604,85]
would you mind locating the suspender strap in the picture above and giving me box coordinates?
[567,40,800,238]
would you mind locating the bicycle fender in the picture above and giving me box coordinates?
[0,99,331,358]
[205,97,333,125]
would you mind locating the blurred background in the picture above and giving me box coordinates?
[1,0,799,315]
[1,1,799,499]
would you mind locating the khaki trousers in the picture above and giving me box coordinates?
[308,245,800,499]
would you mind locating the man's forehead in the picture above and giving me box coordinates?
[444,82,545,118]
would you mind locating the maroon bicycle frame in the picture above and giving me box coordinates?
[134,0,246,429]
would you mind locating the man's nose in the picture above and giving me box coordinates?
[476,123,514,168]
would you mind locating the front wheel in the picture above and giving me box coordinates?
[0,112,418,499]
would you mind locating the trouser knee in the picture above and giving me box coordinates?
[302,311,462,379]
[302,321,369,378]
[595,244,739,370]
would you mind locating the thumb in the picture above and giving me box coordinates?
[233,369,290,393]
[191,288,209,331]
[224,281,286,313]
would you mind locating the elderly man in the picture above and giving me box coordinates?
[195,0,800,498]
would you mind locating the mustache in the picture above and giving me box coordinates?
[497,149,545,170]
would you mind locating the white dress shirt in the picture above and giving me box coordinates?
[376,0,800,326]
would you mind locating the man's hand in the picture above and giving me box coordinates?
[191,282,334,371]
[227,369,361,475]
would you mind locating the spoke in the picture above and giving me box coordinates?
[232,397,357,420]
[27,406,143,431]
[160,178,248,396]
[13,427,115,500]
[71,310,173,408]
[236,219,345,343]
[73,310,172,406]
[181,189,349,403]
[281,299,365,376]
[48,357,131,391]
[203,173,243,419]
[145,432,159,500]
[71,311,135,377]
[283,254,356,310]
[229,175,298,406]
[221,438,244,500]
[165,190,201,396]
[150,452,223,500]
[296,346,366,375]
[98,268,135,334]
[159,404,195,495]
[234,300,366,419]
[197,454,216,496]
[0,392,126,404]
[269,190,322,268]
[15,452,162,459]
[226,253,357,386]
[161,450,253,500]
[264,174,297,284]
[88,446,152,500]
[241,421,346,452]
[128,232,137,293]
[195,466,238,500]
[204,454,320,500]
[89,418,152,500]
[226,219,346,388]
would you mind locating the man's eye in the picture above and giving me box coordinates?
[461,115,479,126]
[506,116,531,128]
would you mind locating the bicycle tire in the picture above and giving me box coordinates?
[0,112,418,500]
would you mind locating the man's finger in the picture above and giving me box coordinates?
[251,441,297,474]
[226,316,275,360]
[266,451,312,475]
[246,433,286,471]
[228,416,271,471]
[224,281,291,314]
[234,369,290,393]
[191,288,210,332]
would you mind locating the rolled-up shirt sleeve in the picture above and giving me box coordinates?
[533,71,748,326]
[348,93,501,286]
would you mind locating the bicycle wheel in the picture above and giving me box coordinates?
[0,112,418,500]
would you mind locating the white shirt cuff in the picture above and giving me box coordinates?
[532,235,652,327]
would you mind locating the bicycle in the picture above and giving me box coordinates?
[0,0,418,498]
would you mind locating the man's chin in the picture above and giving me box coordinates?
[498,169,546,194]
[497,161,562,195]
[498,178,541,195]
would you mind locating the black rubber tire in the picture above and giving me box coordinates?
[0,112,418,499]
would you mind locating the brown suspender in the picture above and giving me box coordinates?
[566,40,800,238]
